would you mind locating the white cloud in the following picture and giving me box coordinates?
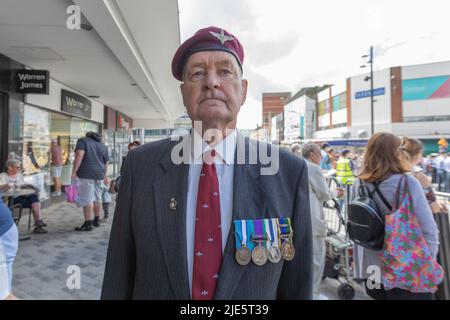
[178,0,450,129]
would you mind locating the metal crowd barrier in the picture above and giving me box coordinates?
[434,191,450,300]
[323,175,450,300]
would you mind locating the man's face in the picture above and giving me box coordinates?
[180,51,248,129]
[7,164,20,175]
[310,147,323,166]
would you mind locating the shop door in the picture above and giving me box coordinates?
[0,92,8,171]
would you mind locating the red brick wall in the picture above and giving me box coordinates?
[391,67,403,123]
[262,92,290,127]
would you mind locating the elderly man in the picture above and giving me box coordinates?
[0,159,47,234]
[101,26,313,300]
[302,143,343,300]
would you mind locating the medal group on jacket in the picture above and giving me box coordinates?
[234,217,295,266]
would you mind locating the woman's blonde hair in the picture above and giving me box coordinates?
[359,132,410,182]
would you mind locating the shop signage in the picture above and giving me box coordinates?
[118,114,131,130]
[15,69,49,94]
[355,87,385,99]
[61,89,92,119]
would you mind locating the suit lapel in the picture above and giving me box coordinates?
[153,140,191,300]
[215,134,268,299]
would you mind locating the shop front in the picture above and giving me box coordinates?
[1,54,104,204]
[8,97,101,203]
[103,107,134,178]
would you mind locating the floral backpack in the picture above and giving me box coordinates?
[380,175,444,293]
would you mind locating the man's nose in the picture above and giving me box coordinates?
[202,72,220,91]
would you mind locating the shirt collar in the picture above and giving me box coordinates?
[191,129,237,164]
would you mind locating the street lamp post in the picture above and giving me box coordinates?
[361,46,374,136]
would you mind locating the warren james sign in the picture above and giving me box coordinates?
[61,89,92,119]
[15,69,49,94]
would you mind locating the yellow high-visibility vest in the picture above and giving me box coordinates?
[336,158,355,185]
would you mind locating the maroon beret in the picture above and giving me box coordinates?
[171,26,244,81]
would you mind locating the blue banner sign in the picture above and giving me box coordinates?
[355,87,385,99]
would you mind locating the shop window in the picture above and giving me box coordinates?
[7,99,24,163]
[23,104,51,200]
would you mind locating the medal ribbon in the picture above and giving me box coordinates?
[271,218,280,247]
[264,219,272,249]
[253,219,264,242]
[234,220,248,250]
[241,220,247,246]
[279,217,292,244]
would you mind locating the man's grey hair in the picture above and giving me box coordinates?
[291,143,301,154]
[6,159,21,168]
[301,142,320,159]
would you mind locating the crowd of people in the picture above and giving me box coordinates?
[292,133,447,300]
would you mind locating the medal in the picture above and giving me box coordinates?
[264,218,281,263]
[235,244,251,266]
[234,220,251,265]
[268,245,282,263]
[251,241,268,266]
[281,236,295,261]
[279,218,296,261]
[250,220,268,266]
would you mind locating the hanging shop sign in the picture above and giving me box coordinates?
[15,69,49,94]
[61,89,92,119]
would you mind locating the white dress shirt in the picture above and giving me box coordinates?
[186,129,236,295]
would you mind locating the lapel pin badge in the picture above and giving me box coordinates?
[169,197,177,211]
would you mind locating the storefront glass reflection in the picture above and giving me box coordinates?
[8,104,100,201]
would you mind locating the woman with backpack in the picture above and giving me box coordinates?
[352,132,441,300]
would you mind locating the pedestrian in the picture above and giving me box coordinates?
[290,143,301,156]
[302,143,343,300]
[336,149,356,186]
[328,148,337,170]
[435,151,447,191]
[401,137,448,214]
[445,153,450,193]
[120,140,141,176]
[114,140,141,193]
[71,132,109,231]
[430,153,439,183]
[101,26,313,300]
[353,132,440,300]
[0,201,19,300]
[101,180,112,221]
[320,143,332,171]
[0,159,47,234]
[50,137,63,196]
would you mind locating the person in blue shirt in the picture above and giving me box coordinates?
[320,143,332,171]
[0,200,19,300]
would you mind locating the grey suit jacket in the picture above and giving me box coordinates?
[101,133,312,300]
[306,160,337,237]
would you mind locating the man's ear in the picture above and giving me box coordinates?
[241,79,248,105]
[180,83,187,107]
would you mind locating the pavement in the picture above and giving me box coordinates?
[11,194,369,300]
